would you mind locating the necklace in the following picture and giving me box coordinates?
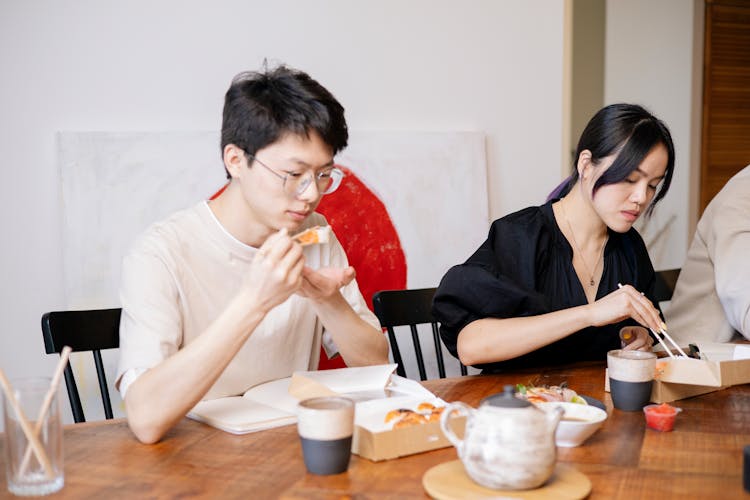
[560,202,608,288]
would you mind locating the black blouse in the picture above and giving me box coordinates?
[432,201,657,373]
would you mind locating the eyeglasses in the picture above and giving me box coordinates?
[247,154,344,198]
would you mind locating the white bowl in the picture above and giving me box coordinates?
[537,402,607,447]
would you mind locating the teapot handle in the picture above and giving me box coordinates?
[440,401,472,449]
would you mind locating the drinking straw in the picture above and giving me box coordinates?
[18,346,72,475]
[0,368,55,478]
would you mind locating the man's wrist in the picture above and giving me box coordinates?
[230,289,272,326]
[308,289,346,309]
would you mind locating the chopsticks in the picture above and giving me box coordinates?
[656,327,689,358]
[0,345,72,479]
[647,327,675,358]
[617,283,688,358]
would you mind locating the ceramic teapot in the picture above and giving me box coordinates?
[440,385,563,490]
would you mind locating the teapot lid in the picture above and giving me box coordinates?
[481,385,531,408]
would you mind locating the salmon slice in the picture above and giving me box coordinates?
[292,225,331,246]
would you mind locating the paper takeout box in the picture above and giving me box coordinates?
[650,356,750,403]
[604,342,750,403]
[603,343,750,403]
[351,396,465,462]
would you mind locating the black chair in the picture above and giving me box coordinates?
[372,288,467,380]
[654,268,681,303]
[41,308,121,423]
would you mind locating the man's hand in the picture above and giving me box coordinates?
[242,229,305,313]
[297,266,356,302]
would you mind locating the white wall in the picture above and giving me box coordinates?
[604,0,701,270]
[0,1,565,424]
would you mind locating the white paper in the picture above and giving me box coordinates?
[291,364,398,394]
[187,397,296,435]
[733,345,750,361]
[695,342,738,362]
[387,375,440,399]
[243,378,300,415]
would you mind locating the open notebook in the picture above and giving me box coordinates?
[187,364,435,434]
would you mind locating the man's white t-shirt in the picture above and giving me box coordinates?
[116,201,380,400]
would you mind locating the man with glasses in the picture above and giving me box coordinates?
[116,65,389,443]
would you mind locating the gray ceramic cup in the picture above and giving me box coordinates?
[297,397,354,475]
[607,349,657,411]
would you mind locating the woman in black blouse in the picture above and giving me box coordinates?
[433,103,674,372]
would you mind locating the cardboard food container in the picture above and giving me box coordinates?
[352,396,465,462]
[605,343,750,403]
[288,366,466,461]
[651,356,750,403]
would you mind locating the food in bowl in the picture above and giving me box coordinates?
[537,402,607,447]
[643,403,681,432]
[516,384,588,405]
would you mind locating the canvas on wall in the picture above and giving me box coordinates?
[58,130,488,418]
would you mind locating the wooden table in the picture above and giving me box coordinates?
[1,361,749,498]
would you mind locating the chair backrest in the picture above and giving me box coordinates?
[372,288,467,380]
[41,308,121,423]
[654,268,681,304]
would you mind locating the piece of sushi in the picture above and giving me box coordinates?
[293,225,331,246]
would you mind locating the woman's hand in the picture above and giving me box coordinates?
[242,228,305,313]
[297,266,356,302]
[586,284,664,333]
[620,326,654,351]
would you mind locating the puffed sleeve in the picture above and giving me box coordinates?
[433,213,552,359]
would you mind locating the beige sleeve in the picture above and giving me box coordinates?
[710,188,750,337]
[116,236,184,388]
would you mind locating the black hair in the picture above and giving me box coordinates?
[220,64,348,178]
[560,103,675,216]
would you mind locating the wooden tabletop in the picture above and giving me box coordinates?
[2,361,749,499]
